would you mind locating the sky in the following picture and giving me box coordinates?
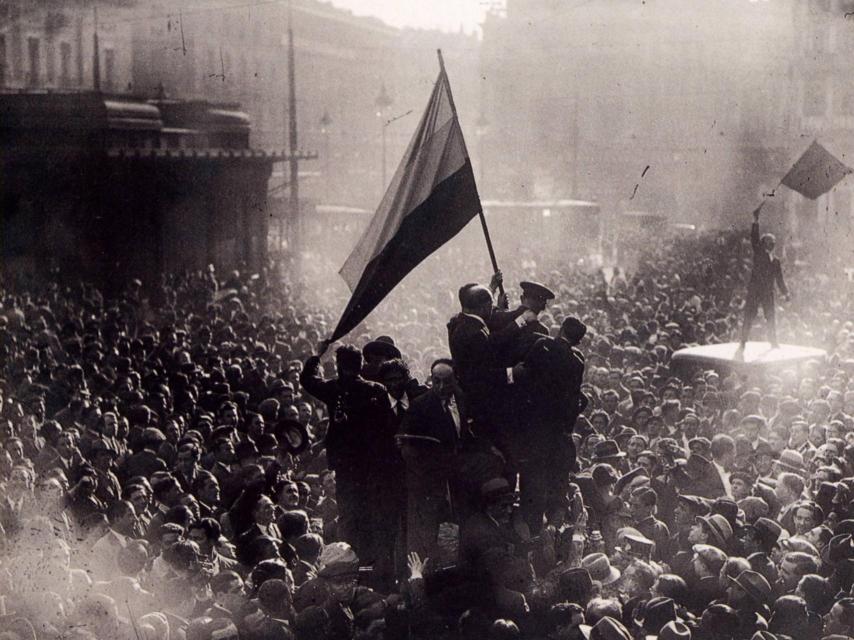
[328,0,495,34]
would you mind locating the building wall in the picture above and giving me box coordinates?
[480,0,796,233]
[789,0,854,261]
[0,1,133,92]
[127,0,480,211]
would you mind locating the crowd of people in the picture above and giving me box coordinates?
[1,218,854,640]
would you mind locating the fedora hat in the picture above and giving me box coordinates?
[593,440,626,461]
[581,552,621,586]
[557,567,594,603]
[697,513,733,548]
[744,517,782,552]
[581,616,633,640]
[774,449,806,475]
[655,621,692,640]
[728,570,772,607]
[821,533,854,567]
[635,597,678,632]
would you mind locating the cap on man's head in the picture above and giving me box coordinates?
[520,281,555,301]
[692,544,728,572]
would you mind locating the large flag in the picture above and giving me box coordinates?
[781,140,851,200]
[330,56,481,342]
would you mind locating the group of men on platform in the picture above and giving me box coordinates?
[299,275,588,588]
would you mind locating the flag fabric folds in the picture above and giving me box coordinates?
[781,140,852,200]
[330,62,481,342]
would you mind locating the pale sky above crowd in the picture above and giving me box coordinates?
[328,0,496,34]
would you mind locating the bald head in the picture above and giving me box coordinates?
[431,359,457,400]
[459,284,494,320]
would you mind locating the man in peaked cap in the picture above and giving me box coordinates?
[490,280,556,365]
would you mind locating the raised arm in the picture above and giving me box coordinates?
[299,355,336,405]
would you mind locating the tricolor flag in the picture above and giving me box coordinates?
[330,54,481,343]
[781,140,852,200]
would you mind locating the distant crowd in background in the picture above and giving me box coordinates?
[1,223,854,640]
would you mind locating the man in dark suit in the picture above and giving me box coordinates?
[377,357,428,582]
[398,359,469,559]
[300,344,391,571]
[739,204,790,348]
[512,316,588,533]
[447,283,535,440]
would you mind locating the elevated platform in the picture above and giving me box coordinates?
[671,342,827,373]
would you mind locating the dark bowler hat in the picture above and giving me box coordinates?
[362,339,401,360]
[728,570,772,607]
[592,440,626,461]
[520,281,556,300]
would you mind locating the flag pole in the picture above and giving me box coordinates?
[437,49,505,301]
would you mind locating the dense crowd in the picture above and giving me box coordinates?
[1,221,854,640]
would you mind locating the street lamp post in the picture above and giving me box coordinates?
[320,110,332,196]
[375,82,393,192]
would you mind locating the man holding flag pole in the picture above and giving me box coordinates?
[301,50,516,574]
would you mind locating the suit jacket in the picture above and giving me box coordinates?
[447,312,522,420]
[748,222,788,299]
[518,336,586,431]
[400,389,470,452]
[489,307,549,366]
[300,356,390,471]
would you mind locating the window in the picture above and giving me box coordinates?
[27,37,40,86]
[104,48,115,91]
[60,42,71,86]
